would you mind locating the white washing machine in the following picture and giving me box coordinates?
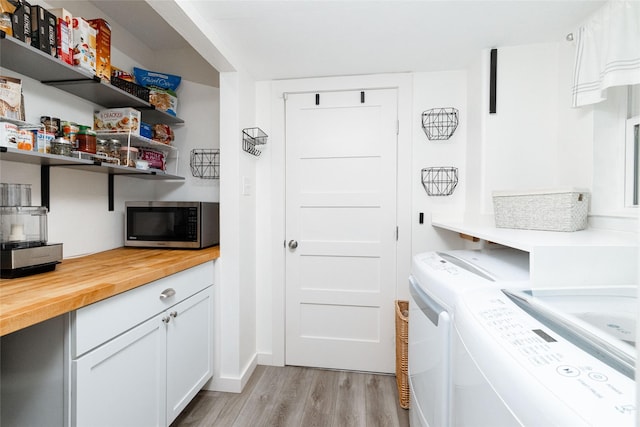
[408,248,530,427]
[452,285,637,426]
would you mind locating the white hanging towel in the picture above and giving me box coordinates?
[571,0,640,107]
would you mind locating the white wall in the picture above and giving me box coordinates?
[481,43,567,212]
[412,71,468,255]
[210,69,258,392]
[464,41,637,232]
[158,81,220,202]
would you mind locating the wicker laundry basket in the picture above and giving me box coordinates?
[493,188,590,232]
[395,300,410,409]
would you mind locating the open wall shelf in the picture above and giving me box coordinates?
[0,32,183,125]
[1,147,183,211]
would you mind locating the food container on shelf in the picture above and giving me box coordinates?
[119,146,138,167]
[50,137,73,157]
[76,126,97,154]
[108,139,121,161]
[96,139,109,156]
[62,122,79,148]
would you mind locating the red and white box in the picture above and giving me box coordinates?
[50,8,73,65]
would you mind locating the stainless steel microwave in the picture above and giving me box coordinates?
[125,201,219,249]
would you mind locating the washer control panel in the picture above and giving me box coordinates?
[472,294,636,426]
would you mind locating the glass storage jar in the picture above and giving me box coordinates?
[108,139,122,164]
[51,137,73,157]
[119,146,138,167]
[76,126,97,154]
[96,139,109,156]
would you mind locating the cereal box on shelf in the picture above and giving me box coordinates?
[140,122,152,139]
[36,130,54,153]
[72,17,96,74]
[30,5,57,57]
[87,19,111,82]
[11,0,31,44]
[50,8,73,65]
[93,107,141,136]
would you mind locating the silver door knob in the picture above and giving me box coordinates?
[288,240,298,249]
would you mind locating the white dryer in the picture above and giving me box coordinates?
[408,248,530,427]
[453,285,637,426]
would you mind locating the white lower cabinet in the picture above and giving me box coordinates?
[166,287,214,423]
[71,262,214,427]
[73,313,166,427]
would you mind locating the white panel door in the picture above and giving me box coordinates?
[285,89,398,373]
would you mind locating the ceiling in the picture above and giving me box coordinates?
[90,0,605,81]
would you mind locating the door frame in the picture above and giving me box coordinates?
[262,73,414,366]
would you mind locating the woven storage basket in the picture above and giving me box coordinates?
[395,300,410,409]
[493,188,590,232]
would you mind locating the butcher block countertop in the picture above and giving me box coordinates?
[0,246,220,337]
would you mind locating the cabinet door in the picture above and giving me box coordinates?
[73,314,166,427]
[165,286,213,424]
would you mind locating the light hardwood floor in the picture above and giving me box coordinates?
[171,365,410,427]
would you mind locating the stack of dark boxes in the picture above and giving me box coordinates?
[30,4,57,57]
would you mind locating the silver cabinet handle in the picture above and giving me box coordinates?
[159,288,176,300]
[288,240,298,249]
[162,316,171,324]
[170,311,178,318]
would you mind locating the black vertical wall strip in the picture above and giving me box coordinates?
[108,174,114,211]
[490,48,497,114]
[315,94,320,105]
[361,91,365,103]
[41,165,50,211]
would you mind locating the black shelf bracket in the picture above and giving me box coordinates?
[41,75,101,85]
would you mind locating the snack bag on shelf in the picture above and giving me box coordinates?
[133,67,181,116]
[138,148,165,171]
[0,0,18,37]
[152,123,173,145]
[0,75,23,120]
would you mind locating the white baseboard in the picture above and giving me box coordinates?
[202,353,258,393]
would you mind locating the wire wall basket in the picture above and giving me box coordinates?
[421,108,459,141]
[190,149,220,179]
[242,127,268,157]
[421,167,458,196]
